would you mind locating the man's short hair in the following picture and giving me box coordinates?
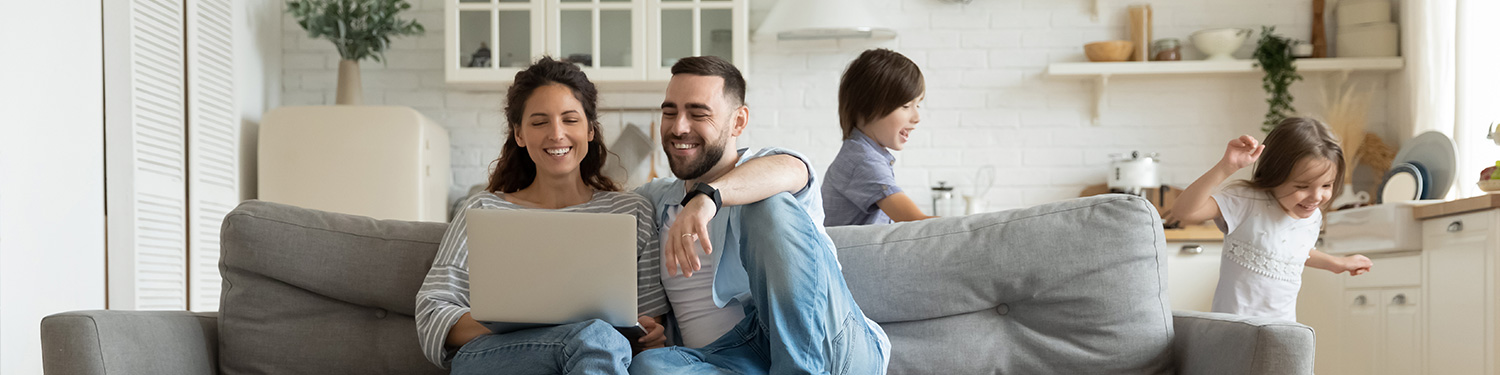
[670,56,747,107]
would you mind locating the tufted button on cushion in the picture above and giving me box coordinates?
[375,309,388,319]
[996,304,1009,315]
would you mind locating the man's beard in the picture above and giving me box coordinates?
[666,135,726,181]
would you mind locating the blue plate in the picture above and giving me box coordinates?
[1378,163,1425,204]
[1406,161,1433,199]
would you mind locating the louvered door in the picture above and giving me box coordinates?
[186,0,236,312]
[105,0,189,310]
[105,0,238,311]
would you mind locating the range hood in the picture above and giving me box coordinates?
[754,0,896,41]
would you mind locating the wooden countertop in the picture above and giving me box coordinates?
[1165,224,1223,242]
[1413,193,1500,220]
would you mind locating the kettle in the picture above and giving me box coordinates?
[1108,151,1160,196]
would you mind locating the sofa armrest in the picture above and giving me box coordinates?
[41,310,219,375]
[1172,310,1315,375]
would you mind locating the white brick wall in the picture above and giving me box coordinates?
[279,0,1393,214]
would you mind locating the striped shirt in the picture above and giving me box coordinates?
[414,190,668,368]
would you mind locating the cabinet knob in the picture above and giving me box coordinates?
[1354,295,1367,306]
[1179,244,1203,255]
[1391,294,1407,305]
[1448,221,1464,232]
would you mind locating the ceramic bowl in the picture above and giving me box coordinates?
[1480,180,1500,193]
[1190,28,1251,61]
[1084,40,1134,62]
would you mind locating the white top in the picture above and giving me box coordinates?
[659,205,747,348]
[1210,185,1321,322]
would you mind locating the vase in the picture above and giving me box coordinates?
[336,59,361,105]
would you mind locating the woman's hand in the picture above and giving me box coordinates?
[638,315,667,351]
[664,195,716,278]
[1219,135,1265,171]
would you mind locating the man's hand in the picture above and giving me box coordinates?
[664,194,716,278]
[638,315,667,351]
[1219,135,1265,171]
[1341,254,1373,276]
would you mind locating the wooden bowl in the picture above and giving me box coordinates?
[1085,40,1134,62]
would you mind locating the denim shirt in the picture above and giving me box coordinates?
[634,147,825,308]
[823,130,901,227]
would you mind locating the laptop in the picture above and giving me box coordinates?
[464,209,644,339]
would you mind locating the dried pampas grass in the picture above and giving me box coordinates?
[1318,72,1373,181]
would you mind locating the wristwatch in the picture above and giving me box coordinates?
[681,182,722,213]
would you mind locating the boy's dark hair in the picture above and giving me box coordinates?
[837,48,925,139]
[671,56,747,107]
[487,56,618,193]
[1249,117,1345,201]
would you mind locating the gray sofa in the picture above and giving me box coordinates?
[41,195,1314,374]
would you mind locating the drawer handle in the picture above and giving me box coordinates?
[1354,295,1367,306]
[1391,294,1407,305]
[1448,221,1464,232]
[1179,245,1203,255]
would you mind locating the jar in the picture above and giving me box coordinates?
[1151,38,1181,61]
[931,181,956,217]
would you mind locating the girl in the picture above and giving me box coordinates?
[1172,117,1373,321]
[822,48,937,227]
[415,57,668,374]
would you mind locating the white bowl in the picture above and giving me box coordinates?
[1191,28,1252,61]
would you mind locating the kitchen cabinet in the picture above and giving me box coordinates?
[1422,207,1499,374]
[1165,242,1221,312]
[1300,250,1424,375]
[446,0,746,88]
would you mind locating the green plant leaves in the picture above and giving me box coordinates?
[1253,26,1303,133]
[285,0,425,63]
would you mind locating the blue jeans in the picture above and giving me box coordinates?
[630,193,887,375]
[451,319,631,375]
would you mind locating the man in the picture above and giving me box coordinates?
[630,56,889,375]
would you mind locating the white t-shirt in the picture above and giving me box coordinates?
[659,205,747,348]
[1210,185,1321,322]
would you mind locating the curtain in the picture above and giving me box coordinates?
[1456,0,1500,197]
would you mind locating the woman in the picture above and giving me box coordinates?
[822,48,936,226]
[415,57,669,375]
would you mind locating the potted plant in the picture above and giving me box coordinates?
[1253,26,1302,133]
[286,0,425,105]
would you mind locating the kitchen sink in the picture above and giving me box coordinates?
[1321,200,1441,255]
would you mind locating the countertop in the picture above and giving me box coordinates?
[1413,193,1500,220]
[1165,224,1223,242]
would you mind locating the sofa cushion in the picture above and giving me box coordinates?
[827,194,1174,374]
[218,200,447,375]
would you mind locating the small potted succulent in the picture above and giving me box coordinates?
[286,0,425,105]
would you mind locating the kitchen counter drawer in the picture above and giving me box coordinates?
[1344,253,1420,289]
[1422,210,1493,242]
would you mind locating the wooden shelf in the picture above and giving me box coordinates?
[1044,57,1405,125]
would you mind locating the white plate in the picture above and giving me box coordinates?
[1392,131,1456,200]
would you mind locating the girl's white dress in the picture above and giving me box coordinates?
[1210,185,1321,322]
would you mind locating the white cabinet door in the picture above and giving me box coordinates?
[550,0,647,80]
[1424,212,1492,374]
[1340,289,1382,375]
[1380,288,1421,375]
[1164,242,1220,312]
[447,0,547,83]
[648,0,746,81]
[1299,263,1343,375]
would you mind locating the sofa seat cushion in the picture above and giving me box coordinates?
[827,195,1173,374]
[217,200,447,375]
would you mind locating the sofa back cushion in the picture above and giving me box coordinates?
[218,200,447,375]
[827,194,1174,374]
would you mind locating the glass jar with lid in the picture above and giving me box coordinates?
[1152,38,1181,61]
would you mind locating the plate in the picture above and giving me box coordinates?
[1379,163,1424,203]
[1391,131,1456,200]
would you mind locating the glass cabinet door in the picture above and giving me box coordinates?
[447,0,546,83]
[650,0,745,80]
[550,0,647,81]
